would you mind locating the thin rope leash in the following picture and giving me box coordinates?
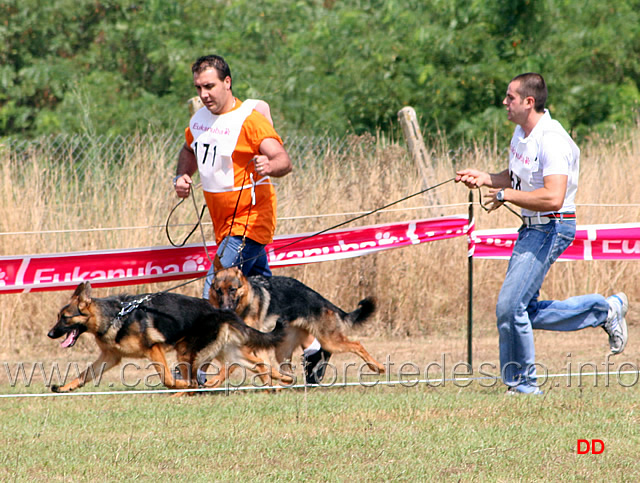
[159,162,259,294]
[217,176,458,271]
[165,194,207,248]
[273,177,457,254]
[476,188,524,223]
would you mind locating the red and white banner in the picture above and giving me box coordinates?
[472,223,640,261]
[3,218,639,294]
[0,216,469,293]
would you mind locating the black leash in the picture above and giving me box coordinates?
[203,176,459,271]
[165,196,207,248]
[476,188,524,223]
[117,176,520,309]
[160,176,521,295]
[272,177,457,255]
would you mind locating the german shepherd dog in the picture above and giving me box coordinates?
[47,281,293,393]
[208,257,386,378]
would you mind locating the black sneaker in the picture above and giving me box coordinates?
[304,348,332,384]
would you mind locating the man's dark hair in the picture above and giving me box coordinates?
[192,55,232,89]
[512,72,547,113]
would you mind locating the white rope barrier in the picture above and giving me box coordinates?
[1,370,637,399]
[0,204,469,237]
[3,201,637,237]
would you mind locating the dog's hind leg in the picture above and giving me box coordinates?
[51,351,121,393]
[201,363,238,389]
[316,336,386,374]
[202,348,294,391]
[241,347,294,386]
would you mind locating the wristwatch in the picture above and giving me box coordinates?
[496,189,505,202]
[172,175,182,187]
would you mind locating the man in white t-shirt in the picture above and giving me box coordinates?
[456,73,629,395]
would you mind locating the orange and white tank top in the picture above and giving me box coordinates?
[189,99,270,192]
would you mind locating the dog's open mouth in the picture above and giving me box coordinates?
[61,329,79,348]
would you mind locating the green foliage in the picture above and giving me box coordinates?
[1,0,640,144]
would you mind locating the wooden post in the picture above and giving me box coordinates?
[187,96,204,117]
[397,106,441,211]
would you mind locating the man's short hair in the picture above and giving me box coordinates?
[192,55,232,89]
[512,73,547,113]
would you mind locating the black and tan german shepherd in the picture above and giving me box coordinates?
[47,281,293,393]
[208,257,386,376]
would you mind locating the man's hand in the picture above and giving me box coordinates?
[455,169,491,189]
[485,188,504,212]
[174,174,193,199]
[253,155,272,177]
[257,138,292,178]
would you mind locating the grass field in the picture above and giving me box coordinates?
[2,328,639,481]
[2,129,640,480]
[1,332,638,481]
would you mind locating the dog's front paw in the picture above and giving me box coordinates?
[51,384,73,393]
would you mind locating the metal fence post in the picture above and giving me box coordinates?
[467,190,474,367]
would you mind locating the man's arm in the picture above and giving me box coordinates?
[253,137,293,178]
[492,174,567,213]
[456,168,567,213]
[174,143,198,199]
[456,168,511,189]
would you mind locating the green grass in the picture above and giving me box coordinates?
[1,381,638,481]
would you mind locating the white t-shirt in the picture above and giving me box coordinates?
[508,110,580,217]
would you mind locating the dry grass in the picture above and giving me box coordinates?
[1,129,640,364]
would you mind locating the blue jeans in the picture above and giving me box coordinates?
[202,236,272,299]
[496,219,609,392]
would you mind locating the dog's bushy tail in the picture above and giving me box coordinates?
[345,297,376,326]
[242,319,286,350]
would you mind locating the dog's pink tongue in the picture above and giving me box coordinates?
[61,330,78,348]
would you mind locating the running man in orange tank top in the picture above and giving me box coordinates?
[173,55,331,384]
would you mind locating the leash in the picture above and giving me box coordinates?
[160,176,519,293]
[160,176,457,291]
[101,167,260,318]
[166,158,258,276]
[476,188,524,223]
[165,191,207,248]
[188,186,215,269]
[272,177,458,255]
[219,160,257,270]
[212,176,458,271]
[165,184,215,265]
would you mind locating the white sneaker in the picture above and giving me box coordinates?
[604,293,629,355]
[506,386,543,396]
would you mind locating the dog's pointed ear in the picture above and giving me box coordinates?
[72,282,87,298]
[74,281,92,305]
[208,287,218,307]
[213,254,224,272]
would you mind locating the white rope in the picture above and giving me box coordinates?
[0,204,466,236]
[2,202,639,237]
[1,370,637,399]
